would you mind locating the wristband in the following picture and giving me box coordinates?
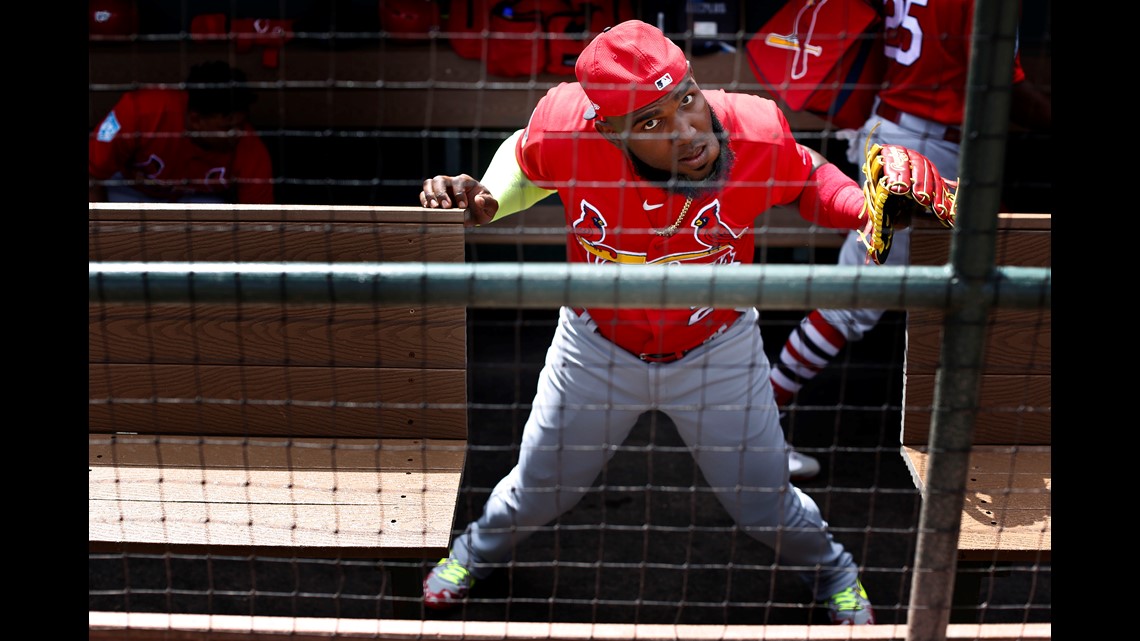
[797,162,865,231]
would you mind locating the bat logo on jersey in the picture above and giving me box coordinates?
[763,0,827,80]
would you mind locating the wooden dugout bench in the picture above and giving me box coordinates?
[87,41,835,132]
[89,41,847,251]
[902,213,1051,621]
[88,203,468,617]
[85,38,1047,130]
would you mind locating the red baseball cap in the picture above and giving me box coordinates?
[575,20,690,120]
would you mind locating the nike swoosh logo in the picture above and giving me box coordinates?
[643,200,664,210]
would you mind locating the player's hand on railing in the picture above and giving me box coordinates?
[421,174,499,227]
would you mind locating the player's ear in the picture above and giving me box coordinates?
[593,119,622,147]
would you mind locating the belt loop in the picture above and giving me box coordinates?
[639,351,687,364]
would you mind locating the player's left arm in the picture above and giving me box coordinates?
[794,145,871,233]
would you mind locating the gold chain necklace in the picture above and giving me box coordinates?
[654,197,693,237]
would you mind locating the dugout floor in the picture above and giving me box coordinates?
[89,300,1051,626]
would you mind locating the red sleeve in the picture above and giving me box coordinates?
[234,127,275,204]
[516,105,548,185]
[515,88,561,188]
[89,93,137,180]
[717,92,814,209]
[796,161,866,231]
[765,105,816,207]
[774,137,817,206]
[514,82,596,190]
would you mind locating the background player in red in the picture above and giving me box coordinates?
[417,19,956,625]
[89,61,275,204]
[771,0,1051,477]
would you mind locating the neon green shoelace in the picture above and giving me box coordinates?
[830,584,867,611]
[436,559,472,585]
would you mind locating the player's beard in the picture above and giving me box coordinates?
[627,107,735,200]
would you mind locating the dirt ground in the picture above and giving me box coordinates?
[89,297,1051,627]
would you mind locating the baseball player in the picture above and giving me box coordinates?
[769,0,1051,440]
[89,61,274,204]
[419,19,956,625]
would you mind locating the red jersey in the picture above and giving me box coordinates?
[89,89,274,204]
[876,0,1026,127]
[516,83,864,358]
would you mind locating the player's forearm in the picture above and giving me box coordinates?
[796,162,866,231]
[480,129,556,221]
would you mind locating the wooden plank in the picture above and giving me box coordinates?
[88,612,1055,641]
[89,434,466,470]
[909,212,1052,232]
[905,309,1051,376]
[909,213,1051,267]
[89,500,459,554]
[463,204,568,246]
[89,435,465,557]
[89,304,466,369]
[88,203,466,225]
[89,364,467,439]
[909,229,1050,267]
[902,374,1050,446]
[902,446,1050,561]
[88,205,470,557]
[90,221,465,263]
[88,394,466,439]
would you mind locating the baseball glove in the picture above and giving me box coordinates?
[858,127,958,265]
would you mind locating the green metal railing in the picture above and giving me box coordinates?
[88,261,1048,312]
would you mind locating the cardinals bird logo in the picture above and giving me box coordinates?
[691,200,743,248]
